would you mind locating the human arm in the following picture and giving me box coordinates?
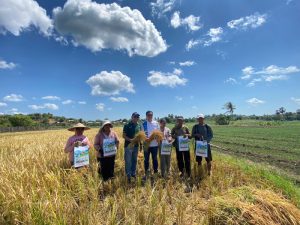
[206,125,213,143]
[64,137,75,153]
[94,134,102,152]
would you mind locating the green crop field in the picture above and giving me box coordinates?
[183,120,300,183]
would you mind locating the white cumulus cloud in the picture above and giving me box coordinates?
[179,61,195,66]
[86,70,135,96]
[202,27,223,46]
[0,0,52,36]
[150,0,176,17]
[78,101,86,104]
[291,97,300,105]
[3,94,24,102]
[96,103,105,111]
[171,11,202,31]
[29,103,59,110]
[225,77,237,84]
[62,99,73,105]
[227,13,267,30]
[0,60,16,69]
[241,65,300,86]
[53,0,167,57]
[110,97,129,102]
[186,39,200,51]
[246,98,265,106]
[42,95,61,101]
[147,68,187,88]
[0,102,7,107]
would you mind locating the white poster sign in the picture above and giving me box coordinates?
[103,138,117,157]
[74,145,89,168]
[161,140,172,155]
[196,141,208,157]
[178,136,189,151]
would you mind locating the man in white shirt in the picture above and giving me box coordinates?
[142,110,159,177]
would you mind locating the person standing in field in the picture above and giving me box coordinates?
[94,121,120,181]
[123,112,141,183]
[64,123,92,166]
[142,110,160,179]
[159,118,173,178]
[171,116,191,177]
[191,114,213,175]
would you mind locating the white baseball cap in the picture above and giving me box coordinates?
[196,113,205,119]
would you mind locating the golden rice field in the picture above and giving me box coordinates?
[0,128,300,225]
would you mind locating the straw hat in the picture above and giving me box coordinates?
[101,120,113,130]
[68,123,90,131]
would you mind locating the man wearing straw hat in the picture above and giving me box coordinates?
[64,123,92,166]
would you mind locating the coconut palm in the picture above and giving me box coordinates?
[223,102,236,115]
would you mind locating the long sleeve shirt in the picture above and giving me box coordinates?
[94,131,119,158]
[191,124,213,143]
[64,135,91,163]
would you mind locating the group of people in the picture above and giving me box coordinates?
[64,111,213,182]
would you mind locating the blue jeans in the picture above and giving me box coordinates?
[144,146,158,174]
[124,146,138,178]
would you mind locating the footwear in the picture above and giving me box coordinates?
[127,176,131,183]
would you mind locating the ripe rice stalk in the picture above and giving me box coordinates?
[144,130,164,150]
[128,131,147,148]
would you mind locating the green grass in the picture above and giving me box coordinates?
[180,120,300,182]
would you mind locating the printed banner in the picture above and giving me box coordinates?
[196,141,208,157]
[74,145,89,168]
[178,136,189,151]
[103,138,117,157]
[161,140,172,155]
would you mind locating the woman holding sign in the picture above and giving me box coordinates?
[94,121,120,181]
[171,116,191,177]
[159,118,173,178]
[191,114,213,176]
[64,123,92,167]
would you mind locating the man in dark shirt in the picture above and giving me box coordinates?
[191,114,213,175]
[123,112,141,182]
[171,116,191,177]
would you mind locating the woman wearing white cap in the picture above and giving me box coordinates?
[64,123,92,166]
[94,121,120,181]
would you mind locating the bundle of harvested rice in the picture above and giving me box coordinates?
[148,130,164,143]
[144,130,164,150]
[128,131,147,148]
[208,186,300,225]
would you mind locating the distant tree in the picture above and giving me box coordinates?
[215,114,230,125]
[223,102,236,115]
[0,116,11,127]
[276,107,286,115]
[8,115,35,127]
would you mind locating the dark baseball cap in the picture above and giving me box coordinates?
[132,112,140,118]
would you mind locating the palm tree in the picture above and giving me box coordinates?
[223,102,236,115]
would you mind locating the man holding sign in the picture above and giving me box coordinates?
[94,121,120,181]
[171,116,191,177]
[192,114,213,176]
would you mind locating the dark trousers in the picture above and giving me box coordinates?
[175,147,191,176]
[98,156,115,181]
[144,146,158,174]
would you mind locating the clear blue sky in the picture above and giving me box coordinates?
[1,0,300,120]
